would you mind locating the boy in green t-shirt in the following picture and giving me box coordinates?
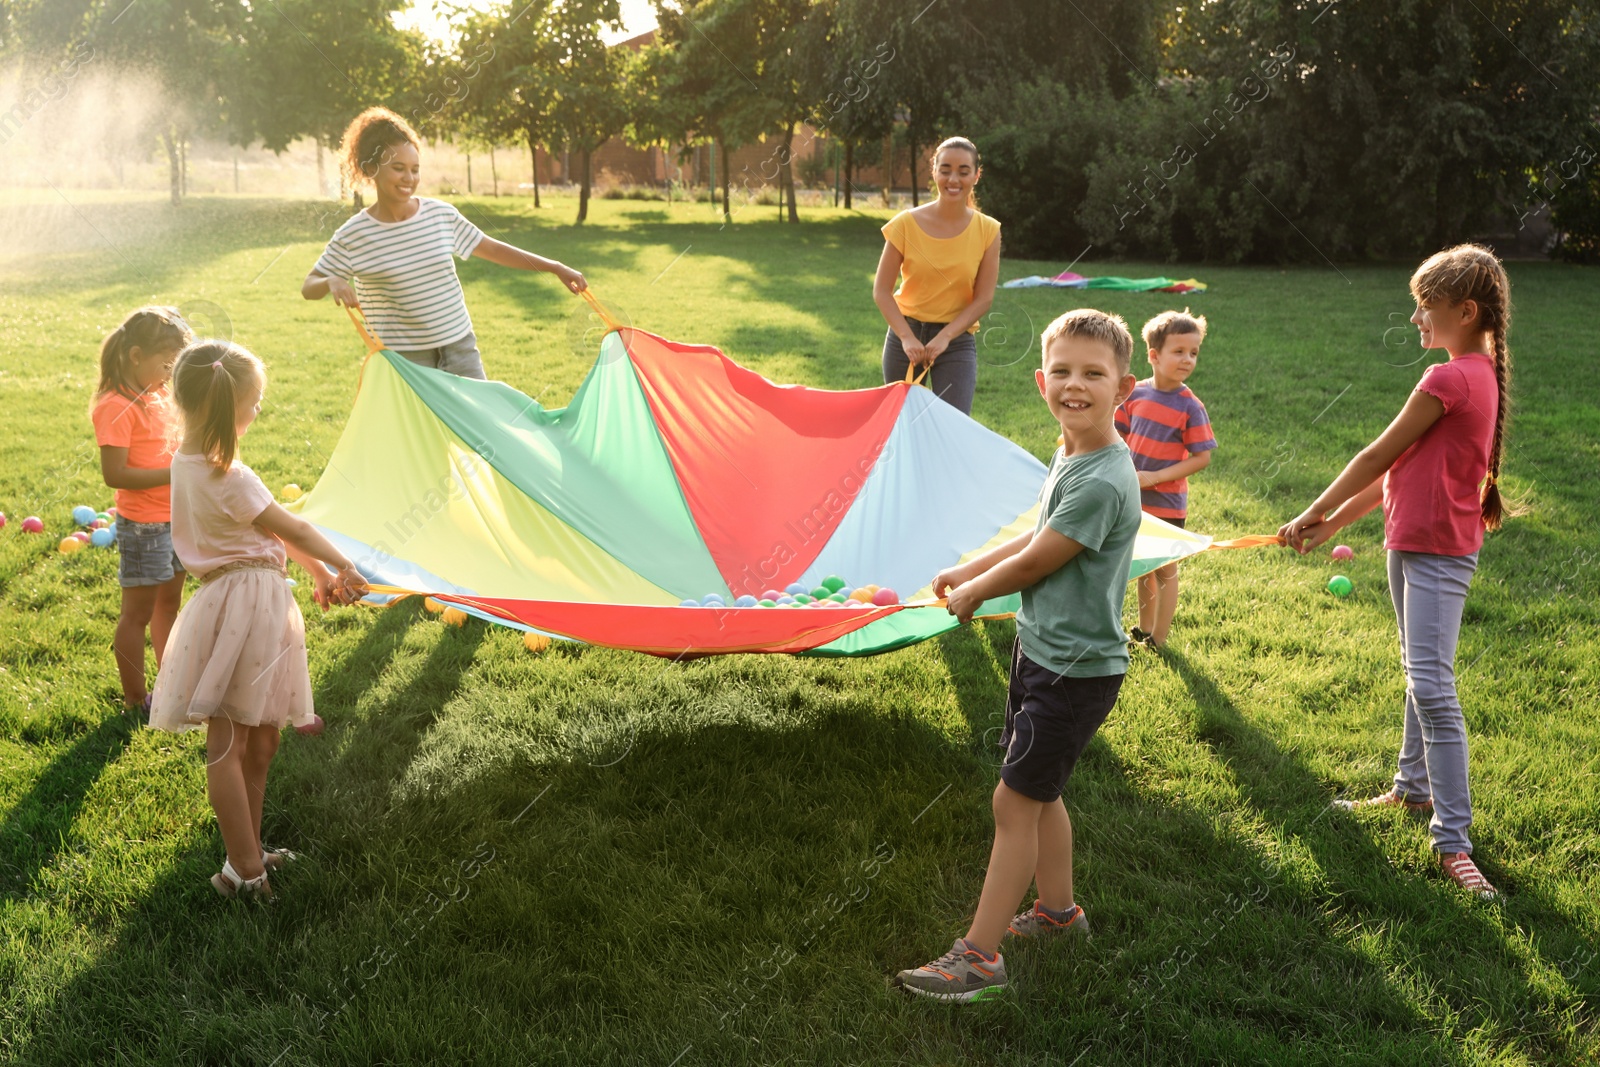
[893,309,1143,1003]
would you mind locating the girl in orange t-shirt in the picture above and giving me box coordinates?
[90,307,194,713]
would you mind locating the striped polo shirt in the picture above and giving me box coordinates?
[1113,380,1217,519]
[314,197,485,350]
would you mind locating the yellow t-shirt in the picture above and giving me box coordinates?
[881,210,1001,333]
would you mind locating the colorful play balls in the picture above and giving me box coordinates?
[441,607,469,626]
[0,512,6,529]
[794,593,813,604]
[1328,575,1354,598]
[809,586,831,600]
[679,598,700,607]
[71,530,91,544]
[734,594,759,607]
[281,484,304,502]
[1331,544,1354,562]
[423,596,445,613]
[827,592,848,603]
[58,536,83,554]
[20,516,43,534]
[91,518,109,530]
[90,527,115,548]
[776,595,795,605]
[294,713,325,736]
[871,588,900,606]
[821,575,846,593]
[701,593,725,606]
[523,632,551,653]
[71,505,95,525]
[761,589,783,602]
[758,599,776,607]
[96,511,111,524]
[784,582,807,596]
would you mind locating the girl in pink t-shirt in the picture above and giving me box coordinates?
[1280,244,1512,901]
[150,340,369,901]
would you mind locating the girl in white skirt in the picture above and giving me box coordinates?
[151,340,368,900]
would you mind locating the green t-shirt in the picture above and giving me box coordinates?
[1016,440,1142,678]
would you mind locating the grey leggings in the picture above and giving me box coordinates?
[1388,549,1479,854]
[881,318,978,415]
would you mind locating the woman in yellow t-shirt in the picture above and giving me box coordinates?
[872,136,1001,415]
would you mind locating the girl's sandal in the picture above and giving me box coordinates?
[211,858,273,901]
[261,846,299,873]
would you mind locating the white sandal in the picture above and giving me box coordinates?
[211,858,272,900]
[261,846,299,873]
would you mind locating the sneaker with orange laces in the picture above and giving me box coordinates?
[1332,788,1433,813]
[1439,852,1499,900]
[892,939,1007,1002]
[1006,901,1091,942]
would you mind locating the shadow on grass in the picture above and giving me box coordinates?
[0,708,136,902]
[1163,646,1598,1064]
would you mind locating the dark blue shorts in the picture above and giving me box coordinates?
[1000,640,1124,802]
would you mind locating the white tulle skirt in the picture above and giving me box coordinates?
[148,564,315,733]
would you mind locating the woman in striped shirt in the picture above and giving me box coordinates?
[302,107,586,380]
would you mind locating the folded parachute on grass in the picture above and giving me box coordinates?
[287,296,1271,658]
[1002,270,1207,293]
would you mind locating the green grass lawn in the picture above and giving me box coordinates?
[1,192,1597,1065]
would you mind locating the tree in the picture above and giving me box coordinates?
[235,0,426,201]
[449,1,560,208]
[540,0,627,223]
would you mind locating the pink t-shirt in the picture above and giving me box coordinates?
[1383,353,1498,556]
[169,452,287,577]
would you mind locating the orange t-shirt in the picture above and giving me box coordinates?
[90,388,176,523]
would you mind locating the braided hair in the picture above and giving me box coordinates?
[1409,243,1513,531]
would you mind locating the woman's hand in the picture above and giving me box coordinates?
[326,277,360,309]
[922,333,951,363]
[901,335,931,367]
[554,263,587,294]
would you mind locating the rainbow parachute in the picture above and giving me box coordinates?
[290,317,1267,657]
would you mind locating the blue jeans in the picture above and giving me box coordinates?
[1388,549,1478,854]
[394,329,486,380]
[881,318,977,415]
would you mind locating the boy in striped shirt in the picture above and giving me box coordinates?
[1113,310,1217,647]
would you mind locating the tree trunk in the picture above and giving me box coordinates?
[318,137,329,199]
[490,146,498,196]
[180,138,188,198]
[466,152,473,195]
[577,147,592,224]
[719,140,732,225]
[162,126,181,206]
[529,136,541,208]
[908,130,918,207]
[881,134,892,207]
[844,140,854,209]
[233,153,239,194]
[782,123,798,223]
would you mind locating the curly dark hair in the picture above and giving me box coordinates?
[338,106,422,188]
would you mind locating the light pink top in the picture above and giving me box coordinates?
[1383,353,1498,556]
[169,452,286,577]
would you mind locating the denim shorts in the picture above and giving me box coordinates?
[117,518,185,588]
[394,330,487,380]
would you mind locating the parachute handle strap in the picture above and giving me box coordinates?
[345,305,384,355]
[903,353,935,387]
[581,288,627,335]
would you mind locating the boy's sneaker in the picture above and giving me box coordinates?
[1007,901,1090,942]
[1332,788,1433,813]
[1439,852,1499,900]
[892,939,1007,1003]
[1128,627,1156,649]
